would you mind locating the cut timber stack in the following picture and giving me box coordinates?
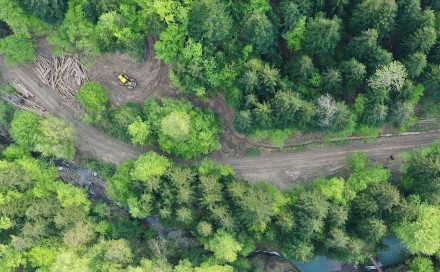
[7,79,49,117]
[33,54,88,115]
[11,78,34,98]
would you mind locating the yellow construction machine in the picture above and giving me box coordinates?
[117,74,137,89]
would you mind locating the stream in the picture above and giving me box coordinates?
[293,236,408,272]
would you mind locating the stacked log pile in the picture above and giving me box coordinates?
[6,79,49,117]
[33,55,88,114]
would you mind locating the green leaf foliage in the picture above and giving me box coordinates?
[10,111,76,160]
[76,81,109,121]
[0,34,35,65]
[130,152,171,182]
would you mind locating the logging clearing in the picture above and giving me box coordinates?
[33,54,88,114]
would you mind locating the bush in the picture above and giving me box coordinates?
[144,98,222,159]
[76,82,109,122]
[250,128,295,148]
[0,34,35,64]
[81,156,116,181]
[408,256,434,272]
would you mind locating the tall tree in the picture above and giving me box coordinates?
[394,204,440,255]
[403,51,427,78]
[188,0,233,43]
[303,14,341,58]
[241,12,275,55]
[206,230,243,263]
[17,0,67,24]
[35,117,76,160]
[350,0,398,38]
[130,152,171,183]
[402,26,437,54]
[368,61,407,93]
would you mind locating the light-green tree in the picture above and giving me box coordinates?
[35,116,76,160]
[10,112,76,160]
[394,204,440,255]
[408,256,435,272]
[130,152,171,182]
[0,34,35,64]
[206,230,243,263]
[9,111,41,147]
[128,117,150,146]
[283,16,306,52]
[76,81,109,122]
[160,111,190,141]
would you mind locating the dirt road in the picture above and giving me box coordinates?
[3,62,440,188]
[216,132,440,188]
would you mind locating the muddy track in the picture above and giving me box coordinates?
[5,64,440,188]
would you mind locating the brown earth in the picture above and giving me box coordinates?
[84,37,247,156]
[1,38,440,189]
[87,37,175,106]
[215,131,439,188]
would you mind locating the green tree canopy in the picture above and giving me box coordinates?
[206,230,243,263]
[130,152,171,182]
[241,12,275,55]
[394,204,440,255]
[128,117,150,146]
[303,14,341,58]
[10,112,76,160]
[350,0,397,38]
[188,0,233,43]
[76,81,109,121]
[0,34,35,65]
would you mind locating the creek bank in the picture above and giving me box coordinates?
[293,236,408,272]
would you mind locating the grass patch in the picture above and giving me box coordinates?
[356,125,381,138]
[420,97,440,119]
[295,145,307,152]
[333,139,350,146]
[247,146,261,156]
[0,85,15,94]
[29,16,54,35]
[250,128,296,148]
[81,156,116,181]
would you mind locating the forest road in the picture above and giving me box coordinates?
[8,64,440,188]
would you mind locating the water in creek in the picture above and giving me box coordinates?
[293,236,407,272]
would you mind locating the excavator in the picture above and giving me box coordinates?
[117,74,137,89]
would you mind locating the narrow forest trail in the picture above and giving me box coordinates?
[4,63,440,188]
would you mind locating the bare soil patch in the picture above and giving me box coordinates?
[87,37,174,106]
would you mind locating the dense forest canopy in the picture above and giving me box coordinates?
[150,0,439,135]
[1,0,440,135]
[4,111,440,270]
[0,0,430,134]
[3,0,440,271]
